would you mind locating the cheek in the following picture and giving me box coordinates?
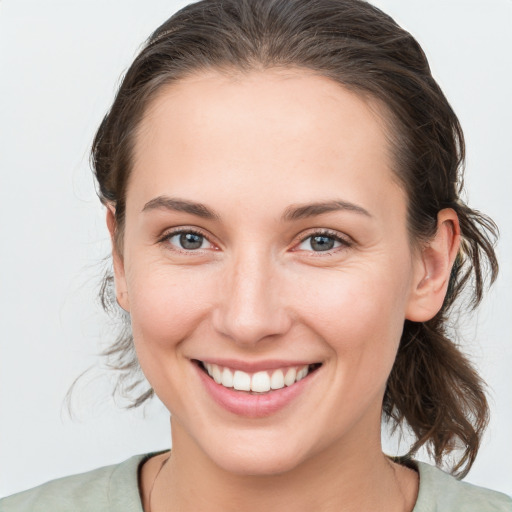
[298,261,411,377]
[303,268,410,434]
[126,262,216,352]
[123,261,221,411]
[302,261,408,334]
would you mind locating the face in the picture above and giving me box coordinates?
[113,69,429,475]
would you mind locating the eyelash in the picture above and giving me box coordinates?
[158,228,351,254]
[158,228,215,253]
[295,229,352,255]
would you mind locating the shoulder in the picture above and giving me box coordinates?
[0,453,152,512]
[414,461,512,512]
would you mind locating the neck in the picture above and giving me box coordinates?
[148,418,418,512]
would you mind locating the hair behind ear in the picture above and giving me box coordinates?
[383,318,489,478]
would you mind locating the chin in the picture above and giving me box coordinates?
[204,433,311,477]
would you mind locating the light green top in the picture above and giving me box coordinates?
[1,453,511,511]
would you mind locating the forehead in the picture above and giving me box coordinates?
[137,68,392,161]
[129,69,404,221]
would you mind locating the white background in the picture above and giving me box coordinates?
[0,0,511,499]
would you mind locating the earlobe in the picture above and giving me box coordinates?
[106,206,130,312]
[406,209,460,322]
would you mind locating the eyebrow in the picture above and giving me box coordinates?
[142,196,220,220]
[282,200,372,221]
[142,195,371,222]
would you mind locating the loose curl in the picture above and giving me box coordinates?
[90,0,498,478]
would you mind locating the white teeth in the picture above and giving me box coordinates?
[284,367,297,386]
[212,365,222,384]
[251,371,271,392]
[296,367,308,381]
[221,367,234,388]
[270,369,285,390]
[202,362,314,393]
[233,370,251,391]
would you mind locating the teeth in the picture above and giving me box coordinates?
[284,367,297,386]
[221,367,234,388]
[202,362,315,393]
[212,365,222,384]
[296,367,308,381]
[252,371,271,393]
[270,369,284,390]
[233,370,251,391]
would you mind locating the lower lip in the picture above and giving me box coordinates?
[194,363,318,418]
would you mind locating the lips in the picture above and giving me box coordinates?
[193,359,322,417]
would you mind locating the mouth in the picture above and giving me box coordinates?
[194,360,322,395]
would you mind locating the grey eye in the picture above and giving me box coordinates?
[180,233,204,250]
[310,235,335,251]
[167,231,210,250]
[297,234,342,252]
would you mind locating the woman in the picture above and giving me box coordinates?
[1,0,510,510]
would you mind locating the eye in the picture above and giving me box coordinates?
[296,231,348,252]
[163,230,213,251]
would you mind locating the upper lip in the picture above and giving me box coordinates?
[193,358,320,373]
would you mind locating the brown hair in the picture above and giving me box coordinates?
[91,0,498,477]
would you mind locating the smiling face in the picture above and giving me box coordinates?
[112,69,430,475]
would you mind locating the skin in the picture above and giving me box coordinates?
[108,69,460,511]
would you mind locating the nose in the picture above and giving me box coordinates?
[212,247,292,347]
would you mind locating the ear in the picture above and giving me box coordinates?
[405,208,460,322]
[106,206,130,312]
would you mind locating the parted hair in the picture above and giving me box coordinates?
[91,0,498,478]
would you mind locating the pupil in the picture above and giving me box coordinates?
[311,235,334,251]
[180,233,203,250]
